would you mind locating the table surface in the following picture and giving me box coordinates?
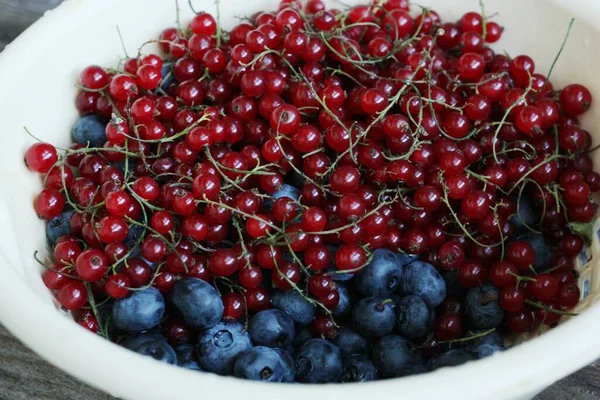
[0,0,599,399]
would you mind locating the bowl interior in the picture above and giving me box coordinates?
[1,0,600,399]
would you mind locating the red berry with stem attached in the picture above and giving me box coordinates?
[499,287,526,312]
[556,283,580,309]
[105,273,130,299]
[58,281,88,310]
[34,189,65,219]
[25,143,58,173]
[560,84,592,116]
[75,249,109,282]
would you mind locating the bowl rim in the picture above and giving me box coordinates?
[2,0,600,399]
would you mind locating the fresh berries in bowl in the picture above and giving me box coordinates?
[4,0,600,398]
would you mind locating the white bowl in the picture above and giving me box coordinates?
[2,0,600,399]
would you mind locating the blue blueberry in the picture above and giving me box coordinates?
[234,346,288,382]
[271,290,315,326]
[427,349,477,371]
[399,261,447,307]
[372,334,424,378]
[396,295,434,339]
[325,264,355,281]
[174,344,203,371]
[171,278,223,330]
[342,355,378,382]
[248,309,295,348]
[71,114,107,147]
[465,284,505,329]
[121,332,176,364]
[332,283,353,320]
[46,210,75,246]
[272,184,300,202]
[295,339,343,383]
[273,348,296,382]
[292,328,313,352]
[395,252,418,266]
[352,297,396,338]
[264,184,300,209]
[332,326,369,358]
[355,249,403,297]
[461,330,506,359]
[473,343,506,358]
[125,223,145,250]
[197,321,252,375]
[120,331,164,349]
[510,194,537,233]
[462,329,504,348]
[513,233,552,272]
[160,62,175,91]
[112,287,165,332]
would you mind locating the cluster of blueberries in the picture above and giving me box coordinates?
[91,249,505,383]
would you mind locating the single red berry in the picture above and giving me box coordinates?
[223,292,246,320]
[25,143,58,173]
[105,273,131,299]
[58,281,88,310]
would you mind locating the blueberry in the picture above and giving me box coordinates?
[265,184,300,209]
[399,261,447,307]
[473,343,506,358]
[510,194,537,233]
[372,334,424,378]
[121,332,176,364]
[234,346,287,382]
[355,249,403,297]
[160,62,175,91]
[462,329,504,348]
[272,184,300,202]
[395,252,418,266]
[427,349,477,371]
[171,278,223,330]
[71,115,107,147]
[271,290,315,326]
[332,283,353,320]
[352,297,395,338]
[325,264,355,281]
[461,330,506,359]
[292,328,313,352]
[295,339,343,383]
[248,309,295,348]
[513,233,552,272]
[46,210,75,246]
[174,344,203,371]
[273,348,296,382]
[197,321,252,375]
[120,331,165,350]
[442,269,464,298]
[396,295,434,339]
[465,284,505,329]
[112,287,165,332]
[342,355,378,382]
[125,223,145,250]
[332,326,369,358]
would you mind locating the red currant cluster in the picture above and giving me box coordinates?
[26,0,594,349]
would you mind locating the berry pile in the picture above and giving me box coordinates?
[26,0,595,383]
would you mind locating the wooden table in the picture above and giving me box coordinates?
[0,1,599,399]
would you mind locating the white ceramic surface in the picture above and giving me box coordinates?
[1,0,600,399]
